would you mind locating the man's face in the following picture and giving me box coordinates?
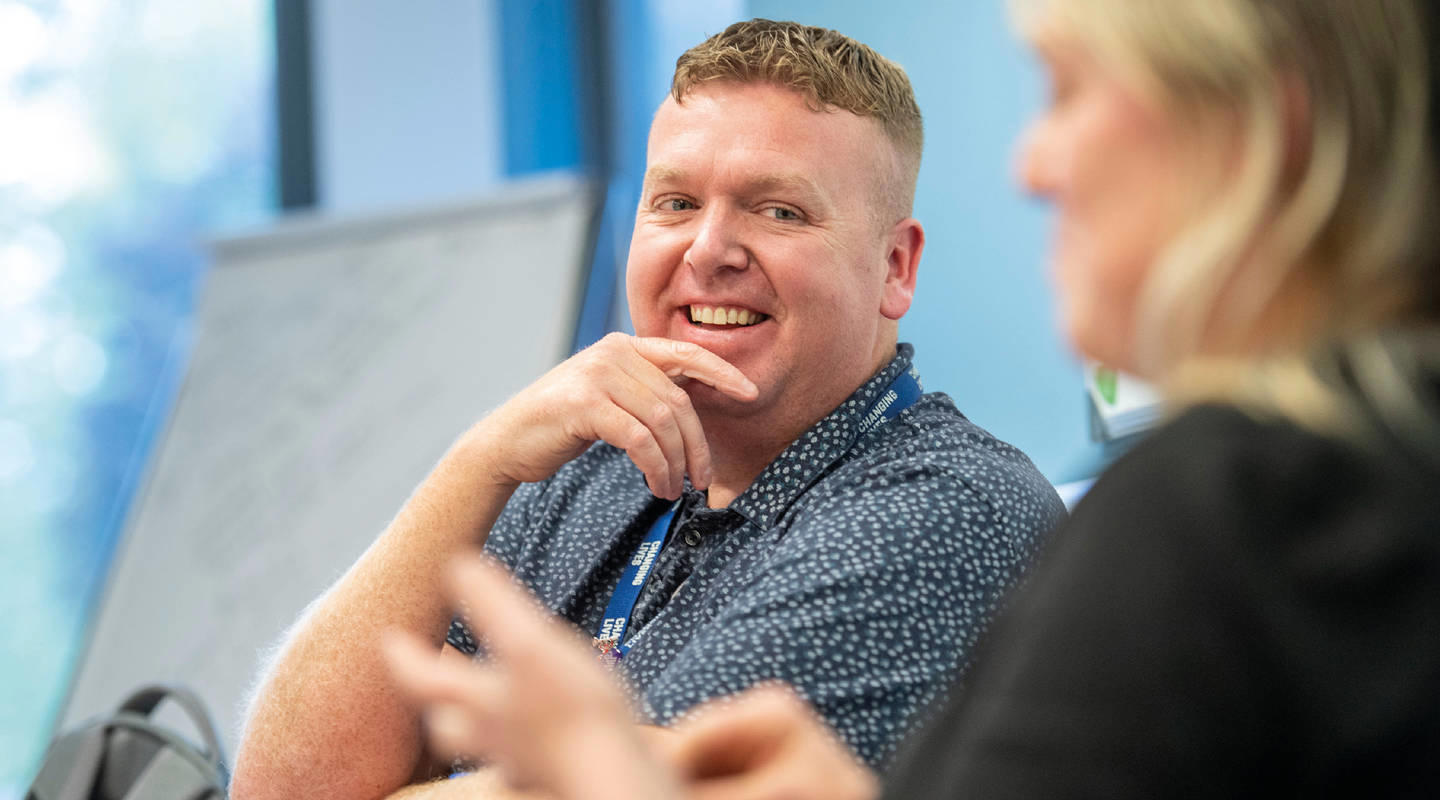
[626,81,912,431]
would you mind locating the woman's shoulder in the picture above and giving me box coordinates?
[1073,402,1439,574]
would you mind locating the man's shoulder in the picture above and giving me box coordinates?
[901,391,1026,455]
[857,391,1060,501]
[793,391,1064,538]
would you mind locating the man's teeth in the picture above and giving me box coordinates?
[689,305,766,326]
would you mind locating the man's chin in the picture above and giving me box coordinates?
[684,380,768,418]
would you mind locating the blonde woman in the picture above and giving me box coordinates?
[384,1,1440,797]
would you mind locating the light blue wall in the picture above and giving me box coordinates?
[748,0,1099,482]
[593,0,747,341]
[311,0,503,213]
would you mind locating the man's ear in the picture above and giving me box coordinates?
[880,218,924,321]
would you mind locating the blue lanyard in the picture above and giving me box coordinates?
[593,366,923,659]
[854,366,923,439]
[595,504,676,658]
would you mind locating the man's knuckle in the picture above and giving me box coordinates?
[588,332,629,360]
[624,421,651,450]
[666,385,693,408]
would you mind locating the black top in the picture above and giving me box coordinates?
[883,396,1440,798]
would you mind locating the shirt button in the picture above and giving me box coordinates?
[683,530,702,547]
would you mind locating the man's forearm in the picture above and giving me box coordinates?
[231,331,749,800]
[231,428,518,800]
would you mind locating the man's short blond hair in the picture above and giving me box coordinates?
[672,19,924,221]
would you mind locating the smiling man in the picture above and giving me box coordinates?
[232,19,1064,800]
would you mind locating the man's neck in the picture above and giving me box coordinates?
[699,343,900,509]
[701,426,798,508]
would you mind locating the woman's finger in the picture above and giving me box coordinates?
[383,631,508,710]
[668,686,879,800]
[382,630,509,756]
[441,555,588,667]
[668,686,798,778]
[422,702,492,761]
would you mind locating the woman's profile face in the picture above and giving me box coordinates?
[1018,36,1208,374]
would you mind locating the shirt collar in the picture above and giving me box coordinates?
[723,343,917,529]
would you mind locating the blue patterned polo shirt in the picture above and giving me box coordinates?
[447,344,1065,766]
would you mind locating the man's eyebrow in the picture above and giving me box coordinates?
[644,166,829,204]
[742,173,836,218]
[741,173,826,202]
[642,165,688,188]
[642,166,823,195]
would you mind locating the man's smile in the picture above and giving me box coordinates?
[687,304,770,327]
[669,305,776,359]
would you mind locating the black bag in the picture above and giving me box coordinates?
[28,685,229,800]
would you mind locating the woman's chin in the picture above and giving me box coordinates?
[1063,313,1134,372]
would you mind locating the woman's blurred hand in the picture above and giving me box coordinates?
[383,554,680,800]
[384,553,878,800]
[666,686,881,800]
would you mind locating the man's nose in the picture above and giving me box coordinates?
[684,205,750,275]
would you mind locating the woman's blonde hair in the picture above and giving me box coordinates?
[1012,0,1440,433]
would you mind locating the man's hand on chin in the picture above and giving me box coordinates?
[467,333,757,499]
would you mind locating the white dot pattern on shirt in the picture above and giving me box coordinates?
[448,344,1066,766]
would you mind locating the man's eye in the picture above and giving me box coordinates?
[663,198,695,211]
[767,207,802,221]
